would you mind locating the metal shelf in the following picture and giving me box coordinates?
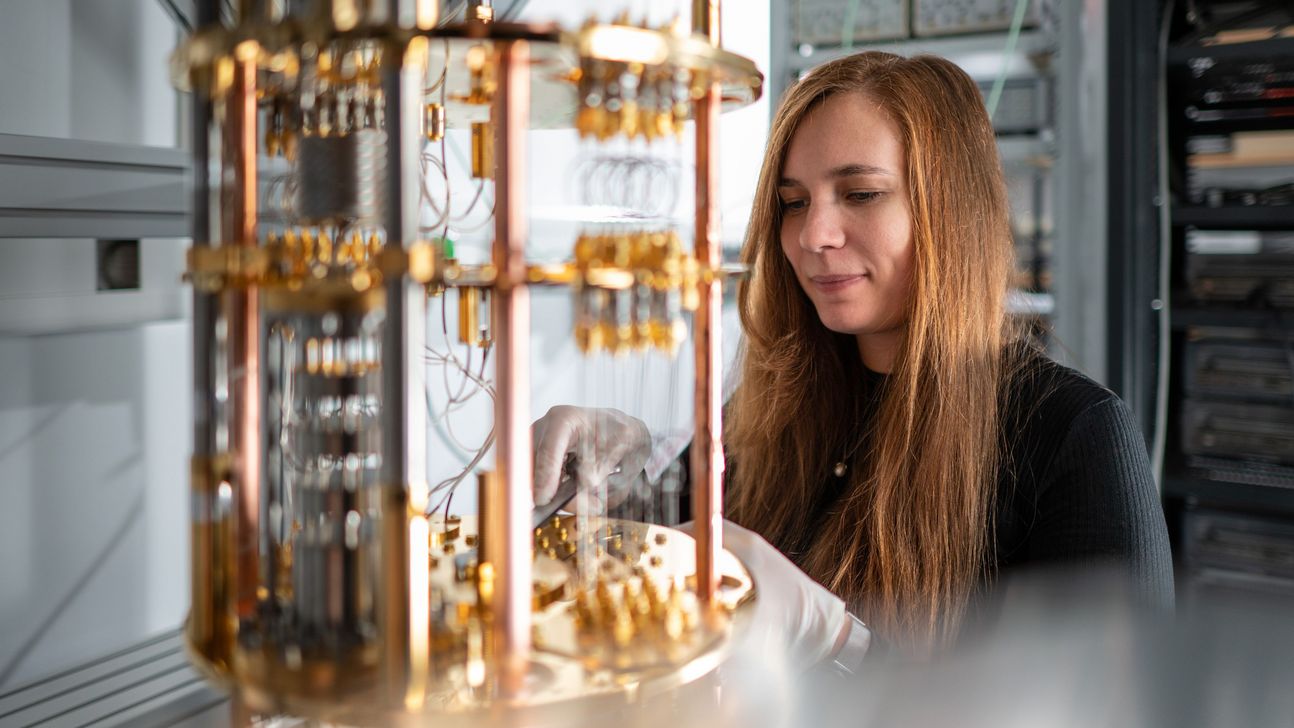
[1172,206,1294,229]
[1164,473,1294,516]
[997,135,1054,167]
[1170,305,1293,331]
[0,631,225,728]
[0,133,189,239]
[786,29,1054,81]
[1167,35,1294,65]
[1007,289,1054,316]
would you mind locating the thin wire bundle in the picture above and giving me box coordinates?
[424,299,496,518]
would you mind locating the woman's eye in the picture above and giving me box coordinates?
[846,191,881,203]
[780,198,807,213]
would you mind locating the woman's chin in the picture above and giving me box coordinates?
[818,317,870,336]
[815,310,903,338]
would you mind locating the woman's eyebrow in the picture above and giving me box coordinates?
[779,163,892,188]
[828,163,892,178]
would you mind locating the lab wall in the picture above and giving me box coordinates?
[0,0,189,688]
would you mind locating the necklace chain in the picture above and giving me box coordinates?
[833,435,864,478]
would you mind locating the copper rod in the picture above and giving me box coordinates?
[226,50,261,620]
[691,0,723,608]
[692,0,721,45]
[490,38,532,697]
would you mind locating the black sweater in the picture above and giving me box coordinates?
[986,355,1173,609]
[673,353,1175,622]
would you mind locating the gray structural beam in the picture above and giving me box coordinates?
[0,133,189,239]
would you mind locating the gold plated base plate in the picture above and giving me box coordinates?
[186,516,754,725]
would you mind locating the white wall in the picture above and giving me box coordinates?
[0,323,191,688]
[0,0,177,147]
[0,0,189,689]
[0,1,73,140]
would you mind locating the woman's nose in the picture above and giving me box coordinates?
[800,202,846,253]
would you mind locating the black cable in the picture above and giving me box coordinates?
[156,0,193,33]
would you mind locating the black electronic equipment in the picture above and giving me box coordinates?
[1182,398,1294,465]
[1186,334,1294,403]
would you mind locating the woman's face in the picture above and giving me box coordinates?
[778,91,913,339]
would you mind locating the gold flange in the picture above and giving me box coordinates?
[568,23,763,98]
[185,240,443,293]
[171,21,762,131]
[171,21,565,95]
[261,285,386,315]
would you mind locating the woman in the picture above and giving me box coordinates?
[532,51,1172,665]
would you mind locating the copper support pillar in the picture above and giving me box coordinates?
[691,2,724,608]
[490,39,532,698]
[692,0,722,45]
[225,49,262,620]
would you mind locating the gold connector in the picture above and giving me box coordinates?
[570,229,704,355]
[469,1,494,24]
[457,286,490,346]
[470,121,493,179]
[425,103,445,142]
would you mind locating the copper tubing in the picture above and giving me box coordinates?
[691,0,723,609]
[225,51,262,620]
[490,39,532,697]
[478,472,502,577]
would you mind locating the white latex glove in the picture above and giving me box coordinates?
[531,406,652,515]
[680,519,847,673]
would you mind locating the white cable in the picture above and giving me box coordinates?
[422,296,497,514]
[985,0,1031,121]
[1151,0,1175,483]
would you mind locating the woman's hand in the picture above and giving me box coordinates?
[531,406,652,515]
[680,520,848,672]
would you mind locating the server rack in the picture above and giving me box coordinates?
[1147,0,1294,604]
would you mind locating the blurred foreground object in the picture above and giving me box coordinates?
[172,0,763,723]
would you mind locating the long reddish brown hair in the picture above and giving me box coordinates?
[727,51,1025,652]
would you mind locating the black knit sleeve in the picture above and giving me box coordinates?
[1025,395,1175,610]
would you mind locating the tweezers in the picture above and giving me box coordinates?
[531,451,581,529]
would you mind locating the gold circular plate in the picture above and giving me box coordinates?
[172,21,763,126]
[187,515,755,724]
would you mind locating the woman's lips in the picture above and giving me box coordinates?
[809,273,867,293]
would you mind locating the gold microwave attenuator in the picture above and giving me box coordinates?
[174,0,762,723]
